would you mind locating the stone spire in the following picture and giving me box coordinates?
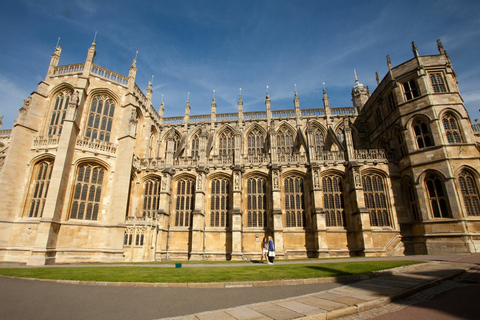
[238,88,243,125]
[352,70,369,109]
[211,90,217,127]
[376,72,380,85]
[184,93,191,127]
[146,76,153,102]
[412,41,419,58]
[437,39,445,55]
[47,38,62,76]
[127,51,138,91]
[266,86,271,127]
[294,84,301,123]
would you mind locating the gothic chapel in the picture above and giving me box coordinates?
[0,39,479,265]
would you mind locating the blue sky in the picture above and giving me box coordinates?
[1,0,480,129]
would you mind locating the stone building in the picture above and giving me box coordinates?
[0,40,479,265]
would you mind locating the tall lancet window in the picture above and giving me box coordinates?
[219,129,235,157]
[247,128,265,156]
[458,170,480,216]
[246,177,267,228]
[25,160,54,218]
[425,173,450,218]
[322,175,345,227]
[284,176,305,228]
[142,178,161,217]
[363,173,390,227]
[48,90,72,135]
[313,128,324,154]
[442,113,462,143]
[277,126,294,155]
[191,133,200,158]
[174,178,195,227]
[210,178,230,227]
[85,96,115,142]
[70,164,105,221]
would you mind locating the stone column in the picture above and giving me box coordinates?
[100,105,137,262]
[271,166,284,258]
[311,167,329,257]
[189,169,207,260]
[348,165,375,256]
[231,168,243,260]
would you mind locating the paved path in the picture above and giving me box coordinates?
[164,257,479,320]
[0,254,479,320]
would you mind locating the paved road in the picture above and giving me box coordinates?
[0,276,353,320]
[0,254,476,320]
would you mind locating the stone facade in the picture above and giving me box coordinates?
[0,40,479,265]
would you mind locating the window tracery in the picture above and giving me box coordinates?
[26,160,54,218]
[442,113,462,143]
[70,164,105,221]
[85,96,115,142]
[322,175,345,227]
[142,178,161,218]
[48,91,72,136]
[413,119,433,149]
[363,173,390,227]
[219,129,235,157]
[246,177,267,228]
[458,170,480,216]
[191,133,200,158]
[284,176,305,228]
[247,128,265,155]
[277,126,294,155]
[425,173,450,218]
[210,178,230,227]
[174,178,195,227]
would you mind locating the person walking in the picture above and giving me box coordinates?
[261,237,268,262]
[267,236,275,264]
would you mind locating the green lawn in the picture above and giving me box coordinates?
[0,260,421,283]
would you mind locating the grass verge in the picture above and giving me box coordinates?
[0,260,422,283]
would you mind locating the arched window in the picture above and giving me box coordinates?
[413,119,433,149]
[246,177,267,228]
[165,131,181,158]
[403,79,420,100]
[277,126,294,155]
[284,176,305,228]
[26,160,54,218]
[85,96,115,142]
[312,127,324,155]
[425,173,450,218]
[322,175,345,227]
[219,129,235,157]
[442,114,462,143]
[48,91,71,136]
[458,170,480,216]
[430,73,447,93]
[403,178,420,221]
[363,173,390,227]
[210,178,230,227]
[70,164,105,221]
[148,130,156,158]
[174,178,195,227]
[124,228,133,246]
[191,133,200,158]
[142,178,161,217]
[247,128,265,156]
[336,127,345,145]
[396,129,407,157]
